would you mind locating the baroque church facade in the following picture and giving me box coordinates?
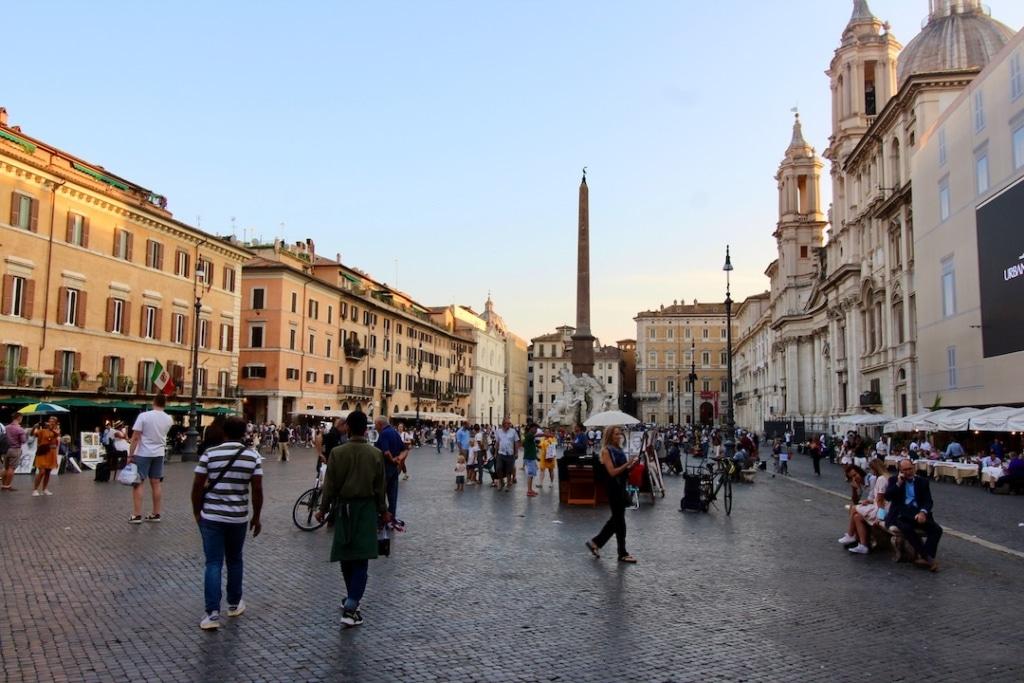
[734,0,1016,435]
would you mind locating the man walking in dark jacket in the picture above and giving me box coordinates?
[884,459,942,571]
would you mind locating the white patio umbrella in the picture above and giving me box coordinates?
[583,410,641,428]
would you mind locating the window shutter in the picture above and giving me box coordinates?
[22,279,34,319]
[74,352,81,372]
[9,192,19,227]
[137,361,146,393]
[121,300,131,335]
[19,346,28,368]
[183,315,190,345]
[154,308,163,340]
[125,232,133,261]
[203,320,210,349]
[105,297,115,332]
[65,213,74,243]
[76,291,87,328]
[112,229,120,257]
[2,274,12,316]
[156,243,164,271]
[54,350,61,377]
[82,217,90,248]
[57,287,68,324]
[139,304,146,337]
[228,325,234,352]
[28,198,38,232]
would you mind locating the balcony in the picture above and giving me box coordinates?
[340,385,373,398]
[454,386,471,396]
[412,387,438,399]
[382,384,394,397]
[634,391,662,401]
[344,341,368,362]
[859,391,882,407]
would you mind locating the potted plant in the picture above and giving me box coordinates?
[70,371,81,390]
[117,375,134,393]
[16,366,29,386]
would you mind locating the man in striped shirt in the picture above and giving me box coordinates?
[191,416,264,631]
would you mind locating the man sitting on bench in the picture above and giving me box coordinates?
[884,459,942,572]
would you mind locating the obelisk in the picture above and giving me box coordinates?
[571,169,596,377]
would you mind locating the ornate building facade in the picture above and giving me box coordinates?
[734,0,1016,434]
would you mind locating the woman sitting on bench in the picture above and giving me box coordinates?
[837,461,888,554]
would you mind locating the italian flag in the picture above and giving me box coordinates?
[151,361,175,396]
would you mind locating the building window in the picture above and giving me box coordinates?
[323,373,334,385]
[222,266,236,293]
[1011,51,1022,101]
[198,319,210,348]
[327,305,333,324]
[243,365,267,379]
[648,380,657,392]
[667,327,674,340]
[800,245,809,258]
[702,328,709,339]
[306,371,317,383]
[110,298,126,334]
[175,250,190,278]
[326,338,333,358]
[647,328,655,339]
[973,91,985,133]
[702,351,710,367]
[308,334,315,354]
[938,178,950,222]
[291,292,298,313]
[647,351,656,368]
[720,379,728,392]
[938,128,947,166]
[251,288,265,310]
[250,325,264,348]
[66,213,87,246]
[5,275,27,317]
[145,240,163,270]
[62,288,79,326]
[941,256,956,319]
[308,299,319,319]
[143,305,157,339]
[11,194,36,231]
[1013,124,1024,171]
[172,313,186,344]
[289,328,296,350]
[219,323,234,352]
[946,346,957,389]
[286,368,299,380]
[702,380,710,392]
[720,351,727,366]
[113,229,133,260]
[667,379,675,394]
[975,152,989,195]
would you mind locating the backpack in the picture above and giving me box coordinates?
[0,423,8,454]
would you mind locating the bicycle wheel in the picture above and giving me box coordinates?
[722,475,733,516]
[293,487,325,531]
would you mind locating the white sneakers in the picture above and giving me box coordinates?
[227,600,246,617]
[200,612,221,630]
[837,534,856,545]
[848,544,870,554]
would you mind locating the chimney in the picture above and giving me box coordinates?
[336,252,341,264]
[306,238,315,260]
[0,108,7,126]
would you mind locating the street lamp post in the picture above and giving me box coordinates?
[181,244,208,462]
[723,245,735,457]
[688,339,697,427]
[415,341,423,429]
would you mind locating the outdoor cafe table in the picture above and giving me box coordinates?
[884,456,933,475]
[931,461,979,484]
[981,466,1005,488]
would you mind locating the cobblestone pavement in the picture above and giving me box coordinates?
[1,446,1021,682]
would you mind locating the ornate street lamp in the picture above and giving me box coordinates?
[723,245,735,456]
[415,340,423,429]
[688,339,697,426]
[182,239,209,461]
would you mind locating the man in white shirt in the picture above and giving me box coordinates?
[493,419,520,492]
[128,394,174,523]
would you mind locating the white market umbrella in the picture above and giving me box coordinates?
[584,410,641,428]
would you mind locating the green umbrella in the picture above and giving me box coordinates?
[201,406,238,416]
[53,398,105,408]
[0,395,42,406]
[98,400,147,411]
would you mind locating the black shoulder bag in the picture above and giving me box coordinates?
[202,445,248,506]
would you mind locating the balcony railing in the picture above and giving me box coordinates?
[454,386,471,396]
[859,391,882,407]
[633,391,662,401]
[340,385,373,398]
[344,342,368,361]
[412,386,439,399]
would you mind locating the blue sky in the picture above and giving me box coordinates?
[6,1,1023,343]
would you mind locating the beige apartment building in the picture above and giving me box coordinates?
[239,240,474,424]
[528,326,622,425]
[634,302,734,426]
[912,29,1024,408]
[0,108,248,404]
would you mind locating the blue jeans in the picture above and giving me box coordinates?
[199,519,247,614]
[385,469,399,517]
[341,560,369,610]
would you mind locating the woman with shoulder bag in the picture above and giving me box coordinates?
[585,425,638,564]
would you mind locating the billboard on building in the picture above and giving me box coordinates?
[977,177,1024,358]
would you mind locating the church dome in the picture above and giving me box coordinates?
[897,1,1015,87]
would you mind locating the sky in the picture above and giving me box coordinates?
[5,1,1024,344]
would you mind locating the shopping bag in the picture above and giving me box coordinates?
[117,463,141,486]
[377,526,391,557]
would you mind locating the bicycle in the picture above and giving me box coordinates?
[701,456,735,516]
[293,465,328,531]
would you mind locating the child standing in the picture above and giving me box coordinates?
[454,455,467,491]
